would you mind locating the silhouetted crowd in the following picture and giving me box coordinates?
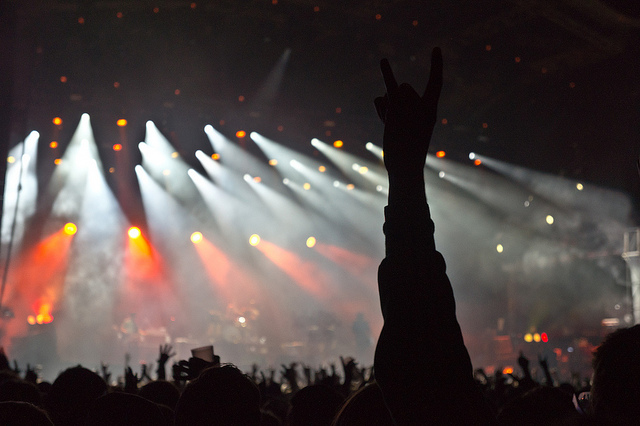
[1,47,638,425]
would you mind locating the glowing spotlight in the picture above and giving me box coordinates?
[253,176,262,183]
[469,152,476,160]
[524,333,533,342]
[212,153,220,160]
[333,140,343,148]
[496,244,504,253]
[533,333,541,342]
[236,130,246,138]
[436,150,446,158]
[502,367,513,375]
[576,183,584,191]
[171,152,179,158]
[191,232,203,243]
[438,171,445,178]
[474,159,482,166]
[162,169,171,176]
[303,183,311,190]
[50,141,58,148]
[63,223,77,235]
[269,159,278,166]
[128,227,141,239]
[249,234,260,246]
[7,156,15,164]
[117,119,127,127]
[541,332,549,343]
[54,159,62,165]
[52,117,63,125]
[359,166,368,174]
[238,316,246,324]
[27,316,36,325]
[346,184,355,190]
[546,215,554,225]
[318,165,326,172]
[113,144,122,151]
[306,236,316,248]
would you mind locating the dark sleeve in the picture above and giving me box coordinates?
[374,193,494,425]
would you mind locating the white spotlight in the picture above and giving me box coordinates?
[204,124,213,133]
[438,171,445,178]
[469,152,476,160]
[310,138,321,147]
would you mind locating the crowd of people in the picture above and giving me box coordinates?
[0,47,638,424]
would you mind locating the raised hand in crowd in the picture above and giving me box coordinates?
[373,47,493,424]
[156,344,175,381]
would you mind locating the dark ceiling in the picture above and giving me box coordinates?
[2,0,640,220]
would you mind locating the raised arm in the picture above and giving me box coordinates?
[373,48,493,425]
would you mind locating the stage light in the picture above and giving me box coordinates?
[236,130,246,138]
[346,184,354,190]
[117,119,127,127]
[249,234,260,246]
[436,150,446,158]
[238,316,246,324]
[27,316,36,325]
[60,76,67,83]
[113,144,122,151]
[53,117,63,125]
[546,215,554,225]
[7,156,15,164]
[441,118,448,124]
[318,165,326,173]
[253,176,261,183]
[212,153,220,160]
[541,332,548,342]
[333,140,343,148]
[191,232,203,243]
[54,159,62,165]
[438,171,445,178]
[162,169,170,176]
[474,159,482,166]
[533,333,541,342]
[50,141,58,148]
[128,227,141,239]
[303,183,311,190]
[171,152,179,158]
[306,237,316,248]
[496,244,504,253]
[502,367,513,375]
[269,159,278,166]
[524,333,533,342]
[64,223,77,235]
[359,166,368,174]
[576,183,584,191]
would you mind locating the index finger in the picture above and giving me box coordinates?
[423,47,443,103]
[380,58,398,94]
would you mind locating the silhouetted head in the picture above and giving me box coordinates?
[496,386,582,425]
[138,380,180,409]
[45,365,107,425]
[591,324,640,423]
[0,401,54,425]
[86,391,167,426]
[174,364,260,426]
[287,384,344,426]
[332,382,394,426]
[0,378,42,406]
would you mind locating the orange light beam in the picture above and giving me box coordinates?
[255,239,331,299]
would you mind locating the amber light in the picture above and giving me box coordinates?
[117,119,127,127]
[128,227,141,239]
[236,130,246,138]
[53,117,63,125]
